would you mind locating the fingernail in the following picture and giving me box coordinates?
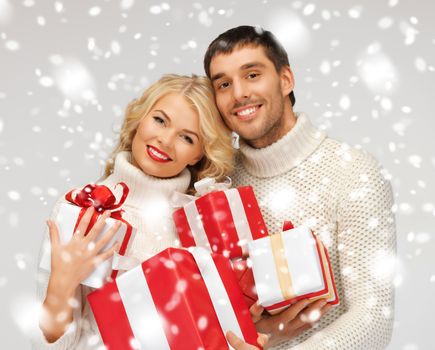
[319,300,328,307]
[258,338,265,347]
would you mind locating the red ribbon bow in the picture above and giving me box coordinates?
[65,182,129,217]
[65,182,129,236]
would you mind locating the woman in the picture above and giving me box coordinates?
[32,74,236,349]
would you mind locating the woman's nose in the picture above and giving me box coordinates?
[157,129,176,147]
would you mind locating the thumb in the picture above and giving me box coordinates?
[226,330,244,347]
[249,301,264,323]
[257,332,270,348]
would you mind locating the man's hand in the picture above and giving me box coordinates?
[226,331,269,350]
[250,299,332,348]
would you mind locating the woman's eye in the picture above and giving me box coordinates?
[153,116,165,125]
[181,134,194,144]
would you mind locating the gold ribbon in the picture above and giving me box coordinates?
[270,233,295,300]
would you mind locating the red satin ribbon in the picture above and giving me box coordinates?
[66,182,129,213]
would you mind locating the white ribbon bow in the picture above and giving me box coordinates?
[170,177,232,208]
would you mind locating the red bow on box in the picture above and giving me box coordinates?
[64,183,133,281]
[65,182,129,235]
[66,182,129,213]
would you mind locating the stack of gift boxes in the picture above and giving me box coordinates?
[172,182,339,315]
[42,180,339,349]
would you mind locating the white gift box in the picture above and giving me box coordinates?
[248,225,330,314]
[39,202,136,289]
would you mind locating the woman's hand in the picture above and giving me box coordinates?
[40,207,121,342]
[48,207,121,293]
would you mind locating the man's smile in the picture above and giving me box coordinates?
[233,104,262,121]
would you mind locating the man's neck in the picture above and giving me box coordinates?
[247,106,297,149]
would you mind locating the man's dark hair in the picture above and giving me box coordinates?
[203,25,295,106]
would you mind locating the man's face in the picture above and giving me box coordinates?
[209,45,294,148]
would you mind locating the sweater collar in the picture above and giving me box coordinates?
[101,151,191,209]
[238,112,326,178]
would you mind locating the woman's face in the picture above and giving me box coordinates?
[131,93,204,178]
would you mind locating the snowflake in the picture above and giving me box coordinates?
[5,40,20,51]
[302,3,316,16]
[88,6,101,17]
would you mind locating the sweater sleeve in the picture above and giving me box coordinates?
[290,152,396,350]
[30,198,83,350]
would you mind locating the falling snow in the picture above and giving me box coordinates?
[88,6,102,17]
[5,39,20,51]
[120,0,135,10]
[378,17,394,29]
[1,2,434,349]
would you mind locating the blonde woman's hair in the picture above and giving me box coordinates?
[104,74,235,190]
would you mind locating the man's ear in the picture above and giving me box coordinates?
[280,65,295,97]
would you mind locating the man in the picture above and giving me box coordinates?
[205,26,396,349]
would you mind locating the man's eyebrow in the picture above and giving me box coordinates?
[210,72,225,82]
[210,62,266,82]
[240,62,266,70]
[154,109,199,140]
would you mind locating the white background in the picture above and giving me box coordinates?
[0,0,434,349]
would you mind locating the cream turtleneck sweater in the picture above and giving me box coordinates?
[232,113,396,350]
[31,151,191,350]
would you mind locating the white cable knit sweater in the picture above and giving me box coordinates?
[231,113,396,350]
[31,151,191,350]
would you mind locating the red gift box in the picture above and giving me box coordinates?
[173,186,268,259]
[88,247,261,350]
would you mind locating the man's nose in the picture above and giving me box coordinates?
[232,79,249,102]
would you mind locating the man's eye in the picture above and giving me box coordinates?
[181,134,194,144]
[247,73,259,79]
[218,81,230,90]
[153,116,165,125]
